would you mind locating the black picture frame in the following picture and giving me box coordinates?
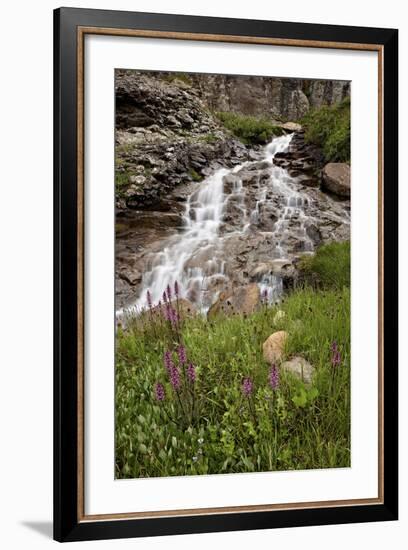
[54,7,398,542]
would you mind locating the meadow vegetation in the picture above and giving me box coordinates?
[115,241,351,478]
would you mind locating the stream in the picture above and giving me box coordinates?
[124,133,332,315]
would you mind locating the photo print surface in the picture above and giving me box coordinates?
[114,69,351,479]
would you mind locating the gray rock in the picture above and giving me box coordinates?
[281,356,314,385]
[129,175,146,185]
[322,163,351,198]
[189,74,349,121]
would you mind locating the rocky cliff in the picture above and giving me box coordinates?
[115,70,251,212]
[189,74,350,121]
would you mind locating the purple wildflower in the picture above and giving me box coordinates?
[155,382,165,402]
[174,280,179,297]
[169,365,181,391]
[269,364,280,390]
[162,290,168,304]
[330,341,341,367]
[332,349,341,367]
[164,350,174,374]
[146,290,153,310]
[166,284,172,302]
[242,377,253,397]
[186,362,196,383]
[177,345,187,366]
[262,288,268,303]
[166,305,178,327]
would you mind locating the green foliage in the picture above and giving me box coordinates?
[189,168,203,182]
[115,286,350,478]
[215,111,284,145]
[115,171,129,188]
[161,72,192,86]
[299,240,350,289]
[302,98,350,162]
[199,133,218,144]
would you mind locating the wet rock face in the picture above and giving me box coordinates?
[272,131,325,187]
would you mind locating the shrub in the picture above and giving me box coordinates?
[302,98,350,162]
[299,240,350,289]
[215,111,283,145]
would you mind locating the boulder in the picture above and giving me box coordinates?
[262,331,288,364]
[280,122,303,132]
[322,163,350,198]
[118,269,142,286]
[170,298,197,318]
[207,284,260,318]
[281,356,314,384]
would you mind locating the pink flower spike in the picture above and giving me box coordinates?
[242,377,253,397]
[155,382,165,402]
[187,362,196,383]
[268,364,279,390]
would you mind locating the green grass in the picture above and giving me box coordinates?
[302,97,350,162]
[161,72,192,86]
[115,171,130,198]
[215,111,284,145]
[199,133,219,144]
[115,283,350,478]
[299,241,350,289]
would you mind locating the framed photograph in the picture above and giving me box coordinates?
[54,7,398,542]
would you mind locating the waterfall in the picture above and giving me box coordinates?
[127,133,316,314]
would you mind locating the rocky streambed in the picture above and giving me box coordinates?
[116,132,350,312]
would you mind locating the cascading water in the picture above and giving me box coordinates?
[128,133,318,314]
[133,167,230,312]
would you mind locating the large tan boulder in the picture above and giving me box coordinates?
[280,121,302,132]
[322,163,350,198]
[207,284,260,318]
[281,356,314,385]
[262,331,288,364]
